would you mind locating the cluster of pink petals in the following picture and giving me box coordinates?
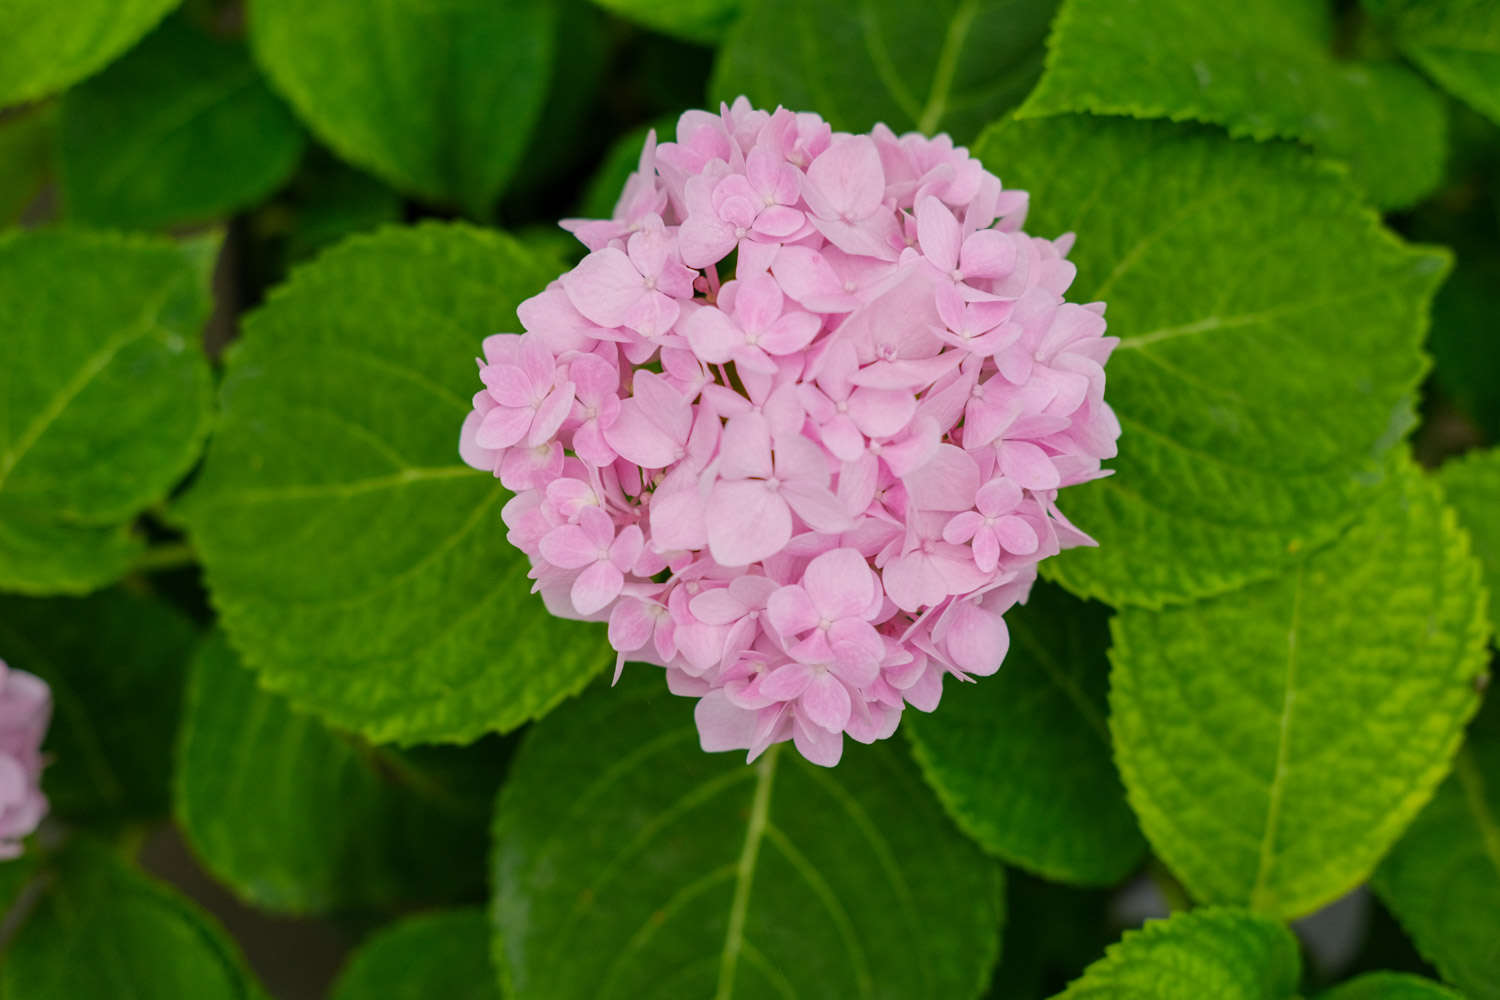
[0,660,50,858]
[461,98,1119,766]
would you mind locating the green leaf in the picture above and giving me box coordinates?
[906,582,1145,886]
[1050,907,1300,1000]
[0,228,214,595]
[175,633,498,913]
[1,842,262,999]
[989,875,1115,1000]
[249,0,556,215]
[972,115,1448,608]
[58,14,305,230]
[179,223,610,744]
[331,909,499,1000]
[711,0,1059,140]
[1367,0,1500,128]
[0,588,197,823]
[1110,458,1491,919]
[1438,448,1500,637]
[493,671,1004,1000]
[0,105,54,226]
[0,0,181,107]
[1019,0,1448,209]
[1320,972,1467,1000]
[591,0,738,45]
[1374,693,1500,1000]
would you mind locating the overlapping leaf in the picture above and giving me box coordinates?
[973,115,1447,608]
[0,229,214,594]
[1366,0,1500,127]
[493,671,1003,1000]
[60,14,305,229]
[1321,972,1466,1000]
[712,0,1058,140]
[1110,458,1490,919]
[175,634,498,913]
[591,0,738,45]
[1374,694,1500,1000]
[1438,447,1500,635]
[0,107,54,226]
[249,0,555,215]
[0,0,181,107]
[180,224,610,744]
[1020,0,1447,208]
[906,583,1145,885]
[330,909,499,1000]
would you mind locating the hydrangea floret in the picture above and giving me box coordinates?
[461,99,1120,766]
[0,660,50,857]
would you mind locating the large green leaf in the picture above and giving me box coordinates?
[175,633,498,913]
[0,0,181,107]
[906,582,1145,886]
[1374,693,1500,1000]
[1019,0,1447,209]
[59,14,305,230]
[1367,0,1500,128]
[249,0,555,215]
[492,671,1004,1000]
[1438,448,1500,636]
[0,842,262,999]
[0,229,214,594]
[331,909,499,1000]
[1110,458,1491,919]
[592,0,738,45]
[0,588,197,823]
[711,0,1059,140]
[1050,908,1300,1000]
[1320,972,1466,1000]
[0,105,54,226]
[973,115,1447,608]
[179,224,610,744]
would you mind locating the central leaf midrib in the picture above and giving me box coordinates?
[1250,563,1305,910]
[715,745,780,1000]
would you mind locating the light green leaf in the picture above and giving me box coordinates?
[1110,458,1491,919]
[1320,972,1467,1000]
[331,909,499,1000]
[0,0,181,107]
[973,115,1447,608]
[0,588,197,823]
[0,842,262,999]
[0,105,54,226]
[1051,908,1300,1000]
[711,0,1059,139]
[1374,693,1500,1000]
[906,582,1145,886]
[1438,448,1500,637]
[493,671,1004,1000]
[0,228,214,594]
[1367,0,1500,127]
[179,223,610,744]
[591,0,738,45]
[249,0,555,215]
[175,633,498,913]
[59,14,305,230]
[1019,0,1447,209]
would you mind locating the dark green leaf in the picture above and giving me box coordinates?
[180,223,610,744]
[1367,0,1500,127]
[592,0,739,45]
[0,106,54,226]
[59,14,305,229]
[249,0,556,215]
[906,583,1145,885]
[973,115,1447,608]
[1320,972,1466,1000]
[1438,448,1500,636]
[0,842,262,999]
[1020,0,1448,208]
[331,909,499,1000]
[1111,458,1491,919]
[712,0,1059,140]
[175,633,498,913]
[1051,907,1300,1000]
[493,670,1004,1000]
[0,0,181,106]
[0,229,214,594]
[0,588,197,822]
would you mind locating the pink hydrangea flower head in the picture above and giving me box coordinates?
[460,99,1120,767]
[0,660,50,858]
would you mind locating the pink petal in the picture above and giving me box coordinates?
[719,412,774,480]
[562,247,644,328]
[958,229,1017,279]
[999,440,1060,490]
[571,561,625,616]
[940,601,1009,677]
[847,388,916,438]
[801,671,852,731]
[760,662,814,701]
[994,515,1039,555]
[681,304,741,364]
[608,599,653,653]
[791,714,844,766]
[766,585,820,638]
[695,690,757,752]
[781,481,853,534]
[458,410,498,471]
[943,511,983,545]
[603,398,680,468]
[707,480,792,566]
[772,246,861,312]
[691,588,750,626]
[760,311,821,356]
[528,382,575,446]
[916,196,961,272]
[538,524,599,570]
[904,444,980,511]
[805,135,885,221]
[475,405,533,450]
[803,547,875,620]
[480,363,533,408]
